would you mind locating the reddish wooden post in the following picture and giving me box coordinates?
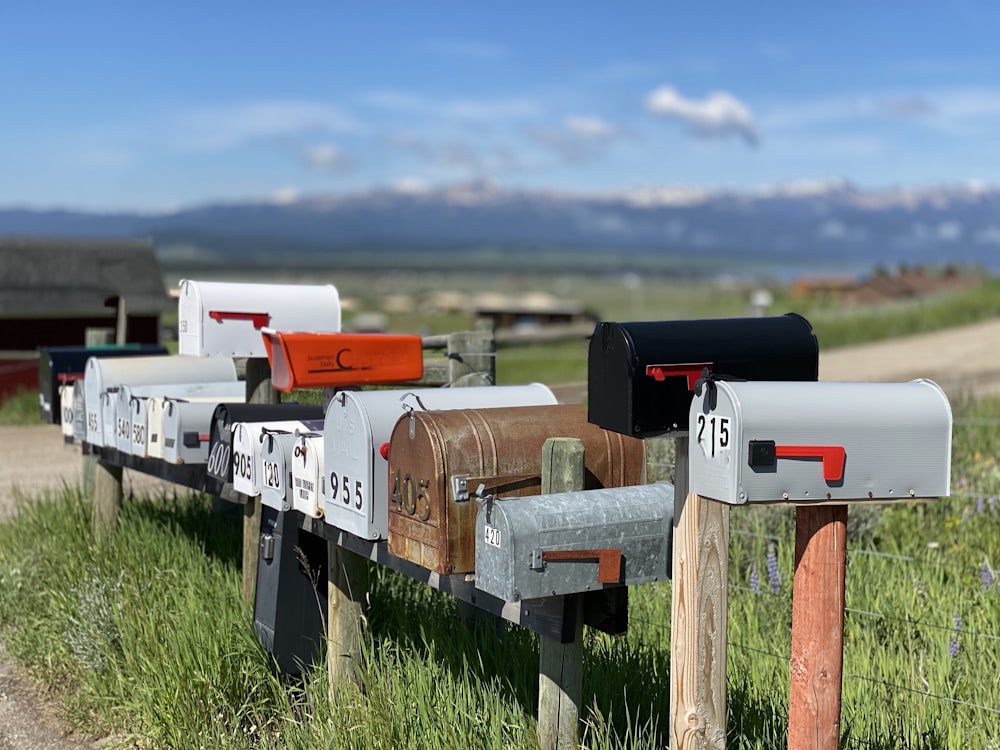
[788,505,847,750]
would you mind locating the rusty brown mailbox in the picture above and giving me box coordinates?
[386,403,646,575]
[587,314,819,438]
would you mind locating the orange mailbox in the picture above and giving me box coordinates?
[261,329,424,391]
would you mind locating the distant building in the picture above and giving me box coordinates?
[470,292,595,332]
[0,237,171,400]
[791,265,978,305]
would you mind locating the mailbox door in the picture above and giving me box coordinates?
[72,381,86,443]
[232,422,263,495]
[587,314,818,438]
[260,431,300,511]
[291,435,324,519]
[100,391,119,449]
[59,384,76,442]
[128,396,150,456]
[206,404,325,493]
[115,389,135,454]
[387,404,646,575]
[178,280,342,357]
[323,384,558,541]
[147,398,167,459]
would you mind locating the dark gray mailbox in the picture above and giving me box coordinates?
[253,506,327,675]
[205,403,325,496]
[587,313,819,438]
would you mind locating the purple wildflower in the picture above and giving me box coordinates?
[982,562,994,591]
[977,497,986,514]
[749,563,761,595]
[950,613,962,658]
[957,476,969,492]
[766,545,782,594]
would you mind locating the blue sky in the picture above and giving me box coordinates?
[5,1,1000,211]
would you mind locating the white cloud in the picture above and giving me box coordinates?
[302,143,353,172]
[645,86,758,146]
[564,115,615,139]
[172,100,359,151]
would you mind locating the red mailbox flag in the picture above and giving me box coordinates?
[261,330,424,392]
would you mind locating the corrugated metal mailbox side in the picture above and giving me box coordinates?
[475,482,674,602]
[324,383,557,542]
[689,378,952,504]
[178,280,341,358]
[387,403,646,575]
[587,313,818,438]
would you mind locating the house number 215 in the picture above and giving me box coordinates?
[696,414,730,458]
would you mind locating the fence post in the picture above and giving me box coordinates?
[447,330,495,386]
[787,505,847,750]
[242,357,279,605]
[537,437,586,750]
[670,438,729,750]
[92,460,122,538]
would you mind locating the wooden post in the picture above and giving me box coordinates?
[242,358,279,605]
[92,460,122,538]
[537,437,586,750]
[447,330,495,386]
[788,505,847,750]
[670,438,729,750]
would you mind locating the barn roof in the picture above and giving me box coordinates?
[0,237,171,316]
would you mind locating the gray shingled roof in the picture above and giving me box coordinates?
[0,237,171,316]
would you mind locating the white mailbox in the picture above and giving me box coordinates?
[71,381,87,444]
[84,355,237,446]
[291,433,325,519]
[232,418,323,498]
[178,280,341,358]
[161,401,228,465]
[324,383,557,541]
[141,384,247,458]
[59,383,76,443]
[474,483,675,602]
[689,379,952,505]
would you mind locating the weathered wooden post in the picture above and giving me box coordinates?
[92,460,123,538]
[243,357,279,604]
[788,505,847,750]
[537,437,586,750]
[670,439,729,750]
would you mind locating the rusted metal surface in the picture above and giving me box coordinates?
[386,404,645,574]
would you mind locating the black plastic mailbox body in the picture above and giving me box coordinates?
[587,313,819,438]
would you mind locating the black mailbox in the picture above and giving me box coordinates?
[205,402,325,495]
[587,313,818,438]
[37,344,167,424]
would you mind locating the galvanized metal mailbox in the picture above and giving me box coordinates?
[688,378,952,505]
[178,280,341,358]
[387,403,646,575]
[324,384,558,542]
[587,314,819,438]
[261,329,424,391]
[37,344,167,424]
[205,403,325,495]
[162,401,238,465]
[138,383,247,458]
[84,355,237,447]
[290,433,325,519]
[474,482,675,602]
[258,420,325,511]
[232,418,324,498]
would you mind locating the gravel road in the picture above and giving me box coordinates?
[2,316,999,748]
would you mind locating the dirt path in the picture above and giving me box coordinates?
[1,316,999,748]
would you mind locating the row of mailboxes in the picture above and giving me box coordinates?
[386,403,646,575]
[688,378,952,504]
[178,280,342,358]
[38,344,167,424]
[84,355,238,447]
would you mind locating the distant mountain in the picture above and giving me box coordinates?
[2,180,998,276]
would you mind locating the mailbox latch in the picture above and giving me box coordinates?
[451,475,470,503]
[260,533,275,562]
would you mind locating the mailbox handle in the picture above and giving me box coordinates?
[208,310,271,329]
[645,363,712,391]
[775,444,846,482]
[541,549,623,584]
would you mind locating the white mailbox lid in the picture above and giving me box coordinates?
[162,401,226,465]
[177,280,341,357]
[232,419,324,497]
[84,355,236,445]
[324,383,557,540]
[689,379,952,504]
[291,434,325,519]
